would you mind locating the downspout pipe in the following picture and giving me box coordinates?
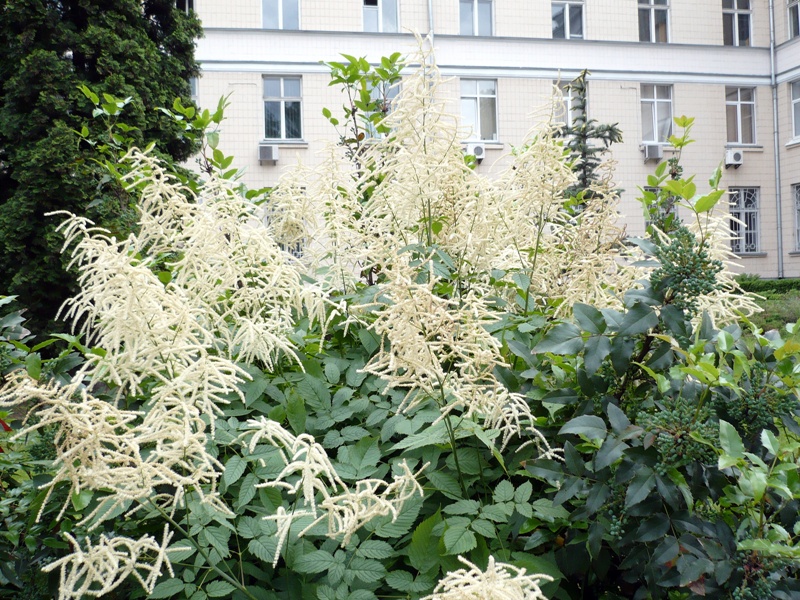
[427,0,435,48]
[769,0,785,278]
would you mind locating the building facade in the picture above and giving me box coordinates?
[189,0,800,278]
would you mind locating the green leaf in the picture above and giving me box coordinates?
[694,189,725,213]
[25,353,41,379]
[428,470,463,500]
[346,557,385,583]
[443,524,477,555]
[356,540,395,559]
[471,518,496,537]
[559,415,607,441]
[653,536,680,565]
[719,420,745,466]
[294,550,337,574]
[408,512,441,572]
[247,536,276,562]
[625,469,656,508]
[206,581,236,598]
[493,480,514,503]
[150,578,185,599]
[442,499,480,515]
[583,335,611,375]
[573,303,606,334]
[617,302,658,336]
[385,571,435,593]
[533,323,584,355]
[223,455,246,486]
[514,481,533,503]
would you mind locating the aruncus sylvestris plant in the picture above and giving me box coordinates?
[0,39,782,600]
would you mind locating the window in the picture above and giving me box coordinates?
[552,1,584,39]
[263,0,299,30]
[176,0,194,13]
[794,184,800,250]
[643,186,677,229]
[726,87,755,144]
[461,79,497,141]
[641,84,672,143]
[364,82,400,137]
[722,0,751,46]
[792,81,800,138]
[639,0,669,43]
[364,0,398,32]
[460,0,492,36]
[791,0,800,38]
[555,80,583,128]
[189,77,199,103]
[263,77,302,140]
[729,187,760,253]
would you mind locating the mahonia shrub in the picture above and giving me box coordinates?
[1,41,798,600]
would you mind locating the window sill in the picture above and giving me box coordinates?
[785,138,800,149]
[261,140,309,148]
[726,144,763,151]
[461,141,504,148]
[734,252,767,258]
[788,251,800,256]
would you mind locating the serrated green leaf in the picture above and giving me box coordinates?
[248,536,276,562]
[346,557,385,583]
[617,302,658,336]
[559,415,607,441]
[442,499,480,515]
[573,303,607,334]
[493,480,514,503]
[533,323,584,355]
[206,581,236,598]
[443,525,477,555]
[223,455,246,486]
[408,512,441,572]
[294,550,338,574]
[625,469,656,508]
[470,518,496,537]
[150,578,185,599]
[719,420,745,463]
[385,571,435,593]
[514,481,533,503]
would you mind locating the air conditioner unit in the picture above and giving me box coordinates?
[465,143,486,162]
[643,144,663,162]
[725,148,744,168]
[258,144,279,163]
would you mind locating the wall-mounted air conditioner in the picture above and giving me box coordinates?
[725,148,744,169]
[258,144,279,164]
[643,144,663,162]
[465,143,486,163]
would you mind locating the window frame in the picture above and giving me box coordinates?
[460,0,493,36]
[460,78,498,142]
[790,0,800,39]
[176,0,194,14]
[729,187,761,254]
[640,84,673,144]
[263,0,300,30]
[638,0,670,43]
[263,76,303,141]
[794,184,800,251]
[792,81,800,139]
[552,1,584,40]
[555,80,583,128]
[363,0,399,33]
[725,86,756,145]
[722,0,751,46]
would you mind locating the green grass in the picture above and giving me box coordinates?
[749,289,800,332]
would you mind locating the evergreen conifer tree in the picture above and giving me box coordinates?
[0,0,202,332]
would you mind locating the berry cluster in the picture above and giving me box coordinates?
[639,397,717,471]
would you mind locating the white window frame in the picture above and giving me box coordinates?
[639,0,669,43]
[792,81,800,139]
[726,87,756,145]
[729,187,760,254]
[794,184,800,251]
[555,80,583,128]
[460,0,493,36]
[363,0,399,33]
[189,77,199,103]
[722,0,751,46]
[460,79,498,141]
[552,1,584,40]
[263,0,299,30]
[263,76,303,140]
[641,84,673,144]
[790,0,800,39]
[176,0,194,14]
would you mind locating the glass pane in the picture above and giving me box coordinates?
[285,101,302,138]
[364,6,379,31]
[794,100,800,137]
[641,84,654,99]
[722,0,734,8]
[461,98,478,138]
[654,0,668,5]
[283,0,299,29]
[364,0,378,5]
[793,6,800,39]
[283,78,301,98]
[263,0,279,28]
[265,102,281,137]
[722,13,734,46]
[740,87,753,102]
[552,5,566,38]
[741,104,754,144]
[480,96,497,140]
[726,104,739,143]
[725,87,738,102]
[477,0,492,36]
[654,9,668,42]
[656,101,671,141]
[264,78,281,97]
[569,5,583,38]
[738,14,750,46]
[793,81,800,100]
[641,102,655,141]
[460,0,473,35]
[739,0,750,9]
[656,85,671,100]
[461,79,477,96]
[478,80,496,95]
[383,0,398,32]
[638,9,651,42]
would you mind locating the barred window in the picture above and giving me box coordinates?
[729,187,760,254]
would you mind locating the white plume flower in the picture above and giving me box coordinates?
[422,555,553,600]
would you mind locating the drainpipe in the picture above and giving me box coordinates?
[427,0,435,48]
[769,0,785,277]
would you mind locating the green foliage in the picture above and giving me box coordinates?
[0,0,202,333]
